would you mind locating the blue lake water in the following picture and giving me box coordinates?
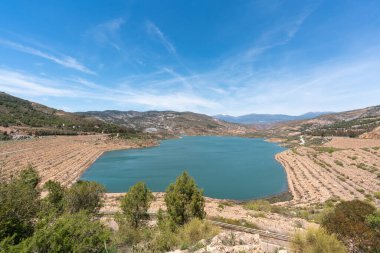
[81,136,287,200]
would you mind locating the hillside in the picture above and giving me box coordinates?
[214,112,330,124]
[80,110,251,135]
[0,92,137,138]
[267,105,380,139]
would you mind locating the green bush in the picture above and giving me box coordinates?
[64,181,105,214]
[42,180,66,215]
[291,227,346,253]
[165,172,205,225]
[120,182,153,228]
[24,211,110,253]
[0,168,40,244]
[178,218,219,249]
[244,199,272,212]
[322,200,379,252]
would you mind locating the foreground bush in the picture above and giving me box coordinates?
[292,227,346,253]
[64,180,105,214]
[21,211,110,253]
[321,200,379,252]
[165,172,205,225]
[121,181,153,228]
[0,168,40,244]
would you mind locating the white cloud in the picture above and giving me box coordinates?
[0,39,95,75]
[88,18,125,51]
[146,21,176,55]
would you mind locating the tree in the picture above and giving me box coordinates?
[165,172,205,226]
[291,227,346,253]
[23,211,110,253]
[120,181,153,228]
[42,180,66,214]
[64,181,105,214]
[19,164,40,188]
[321,200,378,252]
[0,168,40,244]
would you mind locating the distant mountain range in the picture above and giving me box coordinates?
[79,110,250,135]
[214,112,332,125]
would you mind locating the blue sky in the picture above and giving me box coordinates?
[0,0,380,116]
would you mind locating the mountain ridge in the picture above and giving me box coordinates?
[214,112,332,125]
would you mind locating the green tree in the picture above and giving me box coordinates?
[19,165,39,188]
[292,227,346,253]
[24,211,110,253]
[120,181,153,228]
[0,168,40,244]
[322,200,378,252]
[165,172,205,226]
[64,181,105,214]
[42,180,66,214]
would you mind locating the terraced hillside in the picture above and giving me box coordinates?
[0,135,156,186]
[268,105,380,139]
[80,110,251,135]
[276,138,380,207]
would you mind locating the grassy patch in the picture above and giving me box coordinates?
[209,216,258,229]
[314,147,341,154]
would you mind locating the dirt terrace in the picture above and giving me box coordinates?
[103,193,316,235]
[0,135,156,186]
[276,138,380,207]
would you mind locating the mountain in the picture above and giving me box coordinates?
[214,112,331,124]
[0,92,136,136]
[268,105,380,138]
[79,110,251,135]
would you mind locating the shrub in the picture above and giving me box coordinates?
[120,181,153,228]
[178,218,219,249]
[322,200,379,252]
[291,227,346,253]
[24,211,110,253]
[42,180,65,214]
[0,168,40,244]
[64,180,105,214]
[165,172,205,225]
[244,199,272,212]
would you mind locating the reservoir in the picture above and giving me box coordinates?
[81,136,287,200]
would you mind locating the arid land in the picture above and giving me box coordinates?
[0,135,157,187]
[2,134,380,235]
[276,137,380,207]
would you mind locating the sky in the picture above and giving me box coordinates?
[0,0,380,116]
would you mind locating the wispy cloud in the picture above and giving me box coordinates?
[88,17,125,51]
[146,21,176,55]
[0,67,218,112]
[0,39,95,75]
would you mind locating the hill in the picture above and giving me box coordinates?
[79,110,251,135]
[214,112,331,124]
[267,105,380,139]
[0,92,137,138]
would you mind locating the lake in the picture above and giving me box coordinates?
[81,136,287,200]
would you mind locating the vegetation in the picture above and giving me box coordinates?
[291,227,347,253]
[165,171,206,225]
[321,200,380,252]
[120,181,153,228]
[0,92,143,137]
[1,168,216,252]
[64,180,105,214]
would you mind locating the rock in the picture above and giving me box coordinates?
[194,231,263,253]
